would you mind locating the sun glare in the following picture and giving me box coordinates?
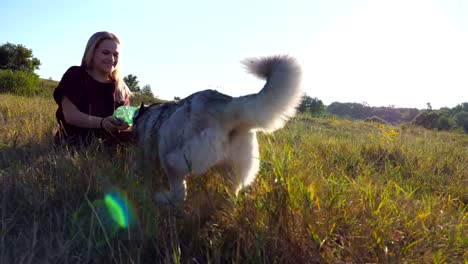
[104,191,134,229]
[297,0,468,108]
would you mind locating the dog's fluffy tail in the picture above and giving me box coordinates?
[223,55,302,133]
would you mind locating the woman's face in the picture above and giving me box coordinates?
[92,39,120,77]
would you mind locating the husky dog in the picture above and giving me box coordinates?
[132,55,302,204]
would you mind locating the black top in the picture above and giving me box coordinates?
[53,66,129,145]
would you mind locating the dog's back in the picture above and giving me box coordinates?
[133,55,302,204]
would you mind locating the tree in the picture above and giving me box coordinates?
[141,84,154,98]
[298,95,325,116]
[449,102,468,116]
[123,74,140,93]
[0,42,41,73]
[426,102,432,111]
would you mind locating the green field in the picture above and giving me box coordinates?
[0,94,466,263]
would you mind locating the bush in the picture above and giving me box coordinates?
[437,115,453,130]
[453,111,468,133]
[412,111,440,129]
[0,69,40,96]
[411,110,457,131]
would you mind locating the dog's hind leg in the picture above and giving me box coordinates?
[225,129,260,195]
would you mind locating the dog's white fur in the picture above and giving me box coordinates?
[133,55,302,204]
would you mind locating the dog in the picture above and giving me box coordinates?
[132,55,302,204]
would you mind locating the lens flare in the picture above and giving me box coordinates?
[104,190,134,228]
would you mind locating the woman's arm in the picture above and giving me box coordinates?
[61,95,126,133]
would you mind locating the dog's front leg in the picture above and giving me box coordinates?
[154,148,195,205]
[154,175,186,205]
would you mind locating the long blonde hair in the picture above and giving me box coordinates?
[81,31,131,102]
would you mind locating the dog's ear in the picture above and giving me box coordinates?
[133,102,147,123]
[139,102,146,112]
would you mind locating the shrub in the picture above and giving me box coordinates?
[411,111,441,129]
[437,114,453,130]
[411,110,457,131]
[0,69,40,96]
[453,110,468,133]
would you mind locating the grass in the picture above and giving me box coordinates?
[0,93,467,263]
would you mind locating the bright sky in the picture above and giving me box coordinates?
[2,0,467,109]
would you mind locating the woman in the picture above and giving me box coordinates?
[53,31,132,145]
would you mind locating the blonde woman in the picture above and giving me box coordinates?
[54,31,132,145]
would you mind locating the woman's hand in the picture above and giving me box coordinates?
[101,116,131,134]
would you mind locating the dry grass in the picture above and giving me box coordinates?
[1,94,467,263]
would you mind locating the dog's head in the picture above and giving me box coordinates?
[131,101,169,143]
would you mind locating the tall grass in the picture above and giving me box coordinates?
[1,94,467,263]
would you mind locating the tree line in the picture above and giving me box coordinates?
[296,95,467,133]
[122,74,161,104]
[321,100,467,133]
